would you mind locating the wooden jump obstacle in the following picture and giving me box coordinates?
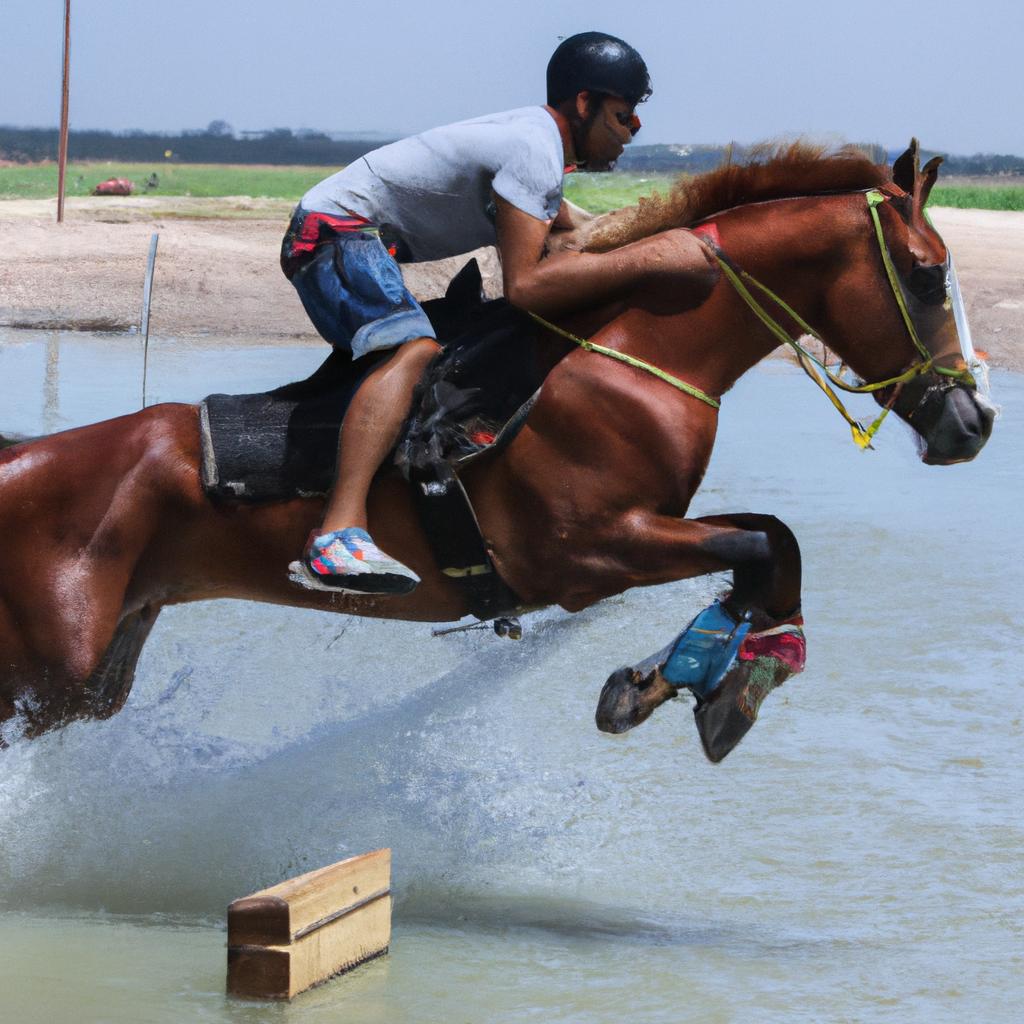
[227,848,392,1000]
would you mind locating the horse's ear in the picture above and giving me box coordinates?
[892,138,919,194]
[445,257,484,307]
[918,154,943,209]
[894,143,946,264]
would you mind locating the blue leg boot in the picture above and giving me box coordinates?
[595,601,748,737]
[663,602,805,763]
[596,601,805,762]
[661,601,751,698]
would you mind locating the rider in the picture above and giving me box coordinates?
[282,31,711,594]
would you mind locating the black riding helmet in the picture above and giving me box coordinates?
[546,32,652,108]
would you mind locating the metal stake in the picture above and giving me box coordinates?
[141,233,159,408]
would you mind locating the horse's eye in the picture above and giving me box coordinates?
[907,263,946,306]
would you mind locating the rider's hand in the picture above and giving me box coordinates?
[630,226,720,299]
[642,228,719,286]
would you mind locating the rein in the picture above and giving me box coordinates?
[525,312,720,409]
[530,188,978,448]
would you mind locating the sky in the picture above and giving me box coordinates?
[2,0,1022,155]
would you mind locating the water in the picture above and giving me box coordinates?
[1,331,1022,1023]
[0,330,325,434]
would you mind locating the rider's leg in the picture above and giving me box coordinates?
[285,227,439,595]
[294,337,440,593]
[294,336,441,594]
[321,336,441,532]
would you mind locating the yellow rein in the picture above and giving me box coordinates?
[529,189,975,448]
[525,311,720,409]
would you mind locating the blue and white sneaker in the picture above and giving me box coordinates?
[288,528,420,595]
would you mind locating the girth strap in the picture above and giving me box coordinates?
[408,458,522,621]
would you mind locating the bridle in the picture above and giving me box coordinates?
[700,187,985,447]
[529,187,989,447]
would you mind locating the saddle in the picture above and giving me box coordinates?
[199,260,548,619]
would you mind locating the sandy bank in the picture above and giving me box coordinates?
[0,196,1020,370]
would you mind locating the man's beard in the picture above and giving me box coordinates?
[569,109,617,172]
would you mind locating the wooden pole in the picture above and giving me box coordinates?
[56,0,71,223]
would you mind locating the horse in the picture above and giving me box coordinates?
[0,141,995,756]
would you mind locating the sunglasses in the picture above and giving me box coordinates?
[614,110,642,137]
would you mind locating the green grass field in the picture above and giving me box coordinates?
[1,161,1022,212]
[927,185,1024,211]
[0,162,334,200]
[563,171,678,213]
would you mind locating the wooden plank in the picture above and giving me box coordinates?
[229,848,390,945]
[227,849,391,1000]
[227,894,392,999]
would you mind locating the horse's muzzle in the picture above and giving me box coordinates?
[905,383,995,465]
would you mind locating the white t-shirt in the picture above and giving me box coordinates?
[300,106,564,263]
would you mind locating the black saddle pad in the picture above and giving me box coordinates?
[200,261,544,503]
[200,348,373,500]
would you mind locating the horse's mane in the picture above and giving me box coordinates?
[582,141,892,252]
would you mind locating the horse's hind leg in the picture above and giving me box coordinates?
[9,606,161,739]
[595,512,806,760]
[0,404,198,737]
[82,605,161,721]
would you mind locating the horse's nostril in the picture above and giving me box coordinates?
[922,387,991,463]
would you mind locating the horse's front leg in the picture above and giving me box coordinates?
[595,512,806,762]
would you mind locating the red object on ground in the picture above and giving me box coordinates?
[92,178,134,196]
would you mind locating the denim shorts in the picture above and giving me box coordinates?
[290,232,436,359]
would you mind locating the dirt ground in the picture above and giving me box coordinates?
[0,196,1021,370]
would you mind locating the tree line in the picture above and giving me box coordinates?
[1,126,1021,177]
[616,143,1024,177]
[0,126,392,165]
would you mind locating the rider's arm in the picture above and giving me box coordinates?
[495,195,714,317]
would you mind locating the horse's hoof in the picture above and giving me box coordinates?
[694,656,789,763]
[595,666,678,734]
